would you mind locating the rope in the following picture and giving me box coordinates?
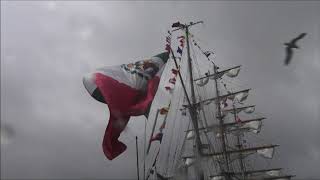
[143,118,147,180]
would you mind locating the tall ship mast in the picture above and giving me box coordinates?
[144,21,295,180]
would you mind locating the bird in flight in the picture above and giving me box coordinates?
[284,33,307,65]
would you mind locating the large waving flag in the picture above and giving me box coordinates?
[83,52,169,160]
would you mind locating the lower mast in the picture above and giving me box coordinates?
[213,64,231,179]
[185,23,204,180]
[232,103,246,179]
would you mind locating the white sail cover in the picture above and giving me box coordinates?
[234,91,249,102]
[244,106,255,114]
[257,147,275,159]
[185,158,195,166]
[227,94,235,101]
[204,99,213,105]
[207,66,240,80]
[241,120,262,133]
[165,82,175,92]
[209,71,225,80]
[196,77,209,87]
[225,67,240,78]
[266,170,281,176]
[224,106,255,116]
[216,132,222,138]
[211,176,225,180]
[186,131,195,140]
[226,120,262,134]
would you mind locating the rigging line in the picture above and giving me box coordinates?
[195,71,218,128]
[167,96,185,174]
[165,55,188,158]
[157,58,182,172]
[192,63,225,173]
[173,119,192,177]
[145,148,161,180]
[164,77,185,176]
[192,53,216,119]
[198,107,223,173]
[190,41,201,75]
[169,98,188,173]
[169,42,193,115]
[214,77,233,167]
[192,37,217,67]
[148,114,175,172]
[189,32,212,59]
[190,40,205,80]
[170,115,189,175]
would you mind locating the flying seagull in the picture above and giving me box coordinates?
[284,33,307,65]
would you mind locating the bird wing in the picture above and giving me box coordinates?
[291,33,307,44]
[284,46,293,65]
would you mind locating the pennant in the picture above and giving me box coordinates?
[150,132,163,142]
[160,121,166,130]
[179,39,185,47]
[83,52,169,160]
[177,47,183,55]
[165,86,173,91]
[204,51,214,58]
[160,107,169,115]
[166,36,171,43]
[186,131,195,140]
[169,77,176,84]
[171,68,179,75]
[181,108,187,116]
[172,22,181,28]
[236,116,242,123]
[165,44,171,52]
[220,97,228,108]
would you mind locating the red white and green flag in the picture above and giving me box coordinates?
[83,52,169,160]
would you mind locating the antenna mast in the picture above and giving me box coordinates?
[185,21,205,180]
[172,21,205,180]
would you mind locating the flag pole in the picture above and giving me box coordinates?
[136,136,140,180]
[143,119,147,180]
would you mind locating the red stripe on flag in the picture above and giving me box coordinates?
[95,72,161,160]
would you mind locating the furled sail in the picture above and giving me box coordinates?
[186,131,195,140]
[242,120,262,133]
[183,89,251,108]
[234,91,249,102]
[209,71,225,80]
[183,145,278,159]
[184,158,195,167]
[257,147,275,159]
[243,106,255,113]
[210,176,225,180]
[222,105,256,116]
[193,65,241,81]
[196,76,209,86]
[184,118,264,134]
[227,120,263,134]
[225,66,240,78]
[266,170,282,176]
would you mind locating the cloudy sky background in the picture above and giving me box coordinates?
[1,1,319,179]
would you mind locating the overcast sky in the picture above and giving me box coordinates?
[1,1,319,179]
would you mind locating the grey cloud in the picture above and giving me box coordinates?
[1,1,319,179]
